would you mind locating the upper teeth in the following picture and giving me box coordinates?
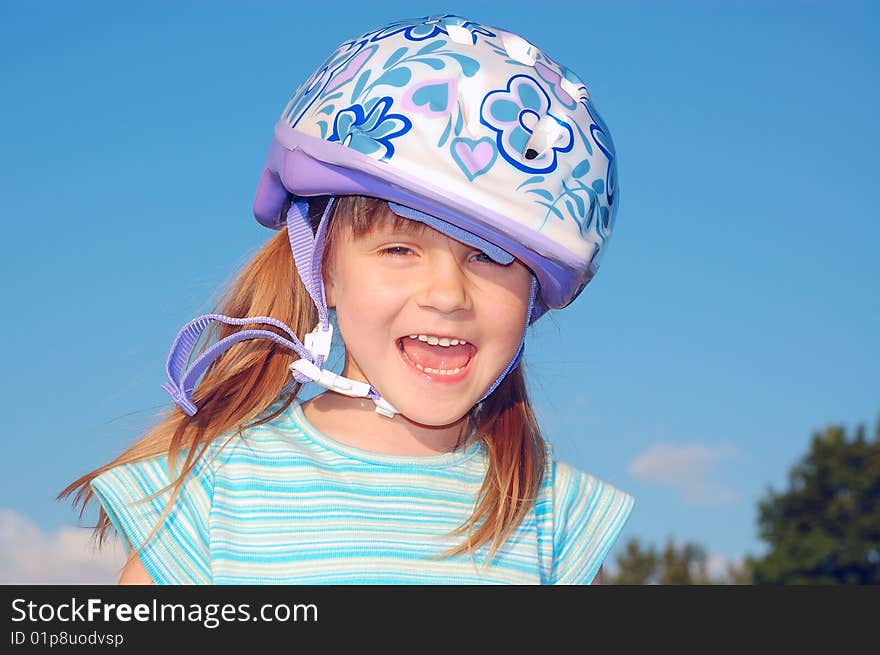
[408,334,468,347]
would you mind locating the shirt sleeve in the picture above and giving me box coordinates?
[550,460,635,585]
[90,446,216,585]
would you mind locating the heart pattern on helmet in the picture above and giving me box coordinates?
[450,137,497,180]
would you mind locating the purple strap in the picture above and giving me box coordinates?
[162,199,340,416]
[160,313,311,416]
[286,197,332,327]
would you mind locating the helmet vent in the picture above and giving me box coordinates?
[559,73,588,103]
[500,31,538,66]
[523,115,568,161]
[445,23,475,45]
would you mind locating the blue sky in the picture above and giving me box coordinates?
[1,1,877,582]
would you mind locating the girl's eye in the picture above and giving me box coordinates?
[378,246,413,257]
[377,246,497,263]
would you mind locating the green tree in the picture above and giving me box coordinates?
[747,416,880,584]
[722,558,754,585]
[608,537,658,584]
[657,539,712,585]
[606,537,752,584]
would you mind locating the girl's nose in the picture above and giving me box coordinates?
[415,250,473,314]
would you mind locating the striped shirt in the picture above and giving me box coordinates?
[91,398,634,584]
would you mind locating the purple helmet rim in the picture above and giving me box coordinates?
[253,126,596,316]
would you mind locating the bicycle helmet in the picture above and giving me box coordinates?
[162,14,619,419]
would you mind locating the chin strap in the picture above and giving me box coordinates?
[161,197,398,419]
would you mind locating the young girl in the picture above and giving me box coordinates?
[61,14,634,584]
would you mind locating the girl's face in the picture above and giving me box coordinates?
[324,207,533,427]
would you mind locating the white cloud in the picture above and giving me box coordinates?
[0,509,127,584]
[628,442,740,506]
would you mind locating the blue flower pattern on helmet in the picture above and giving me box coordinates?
[329,97,412,160]
[480,75,573,174]
[312,36,481,163]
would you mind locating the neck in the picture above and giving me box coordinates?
[299,393,473,456]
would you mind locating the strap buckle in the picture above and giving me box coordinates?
[372,396,398,418]
[289,359,371,398]
[303,323,334,360]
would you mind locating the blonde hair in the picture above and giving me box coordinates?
[58,195,546,569]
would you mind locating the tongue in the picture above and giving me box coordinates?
[401,339,473,370]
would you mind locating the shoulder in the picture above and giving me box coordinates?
[549,457,635,545]
[543,444,635,585]
[539,443,634,514]
[551,458,633,509]
[90,440,225,585]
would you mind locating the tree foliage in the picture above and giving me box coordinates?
[746,417,880,584]
[606,537,752,585]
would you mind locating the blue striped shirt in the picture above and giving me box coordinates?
[91,398,634,584]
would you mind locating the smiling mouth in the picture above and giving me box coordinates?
[396,337,476,376]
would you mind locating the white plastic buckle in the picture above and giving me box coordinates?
[372,396,399,418]
[303,323,334,360]
[289,359,372,398]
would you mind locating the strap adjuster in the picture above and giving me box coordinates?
[303,323,334,360]
[289,359,372,397]
[372,396,398,418]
